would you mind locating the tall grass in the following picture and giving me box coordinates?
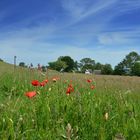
[0,66,140,139]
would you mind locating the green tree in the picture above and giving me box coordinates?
[19,62,25,67]
[48,60,67,71]
[102,64,113,75]
[123,51,140,68]
[114,62,125,75]
[0,58,3,62]
[59,56,75,72]
[80,58,95,73]
[41,66,47,72]
[114,51,140,75]
[94,62,103,70]
[131,62,140,76]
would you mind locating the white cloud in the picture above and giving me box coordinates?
[1,37,139,68]
[98,29,140,45]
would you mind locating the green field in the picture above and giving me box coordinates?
[0,62,140,140]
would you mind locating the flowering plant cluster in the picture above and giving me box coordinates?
[25,77,96,98]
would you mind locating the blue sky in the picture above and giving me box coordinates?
[0,0,140,68]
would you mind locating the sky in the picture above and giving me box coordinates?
[0,0,140,68]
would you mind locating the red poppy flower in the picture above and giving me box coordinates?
[44,79,48,83]
[31,80,40,86]
[40,82,46,87]
[87,79,92,83]
[90,85,95,90]
[25,91,36,98]
[66,84,74,95]
[69,86,74,92]
[66,87,71,95]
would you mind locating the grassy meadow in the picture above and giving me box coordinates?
[0,62,140,140]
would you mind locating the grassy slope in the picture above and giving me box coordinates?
[0,61,14,75]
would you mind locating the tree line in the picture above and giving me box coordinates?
[47,51,140,76]
[16,51,140,76]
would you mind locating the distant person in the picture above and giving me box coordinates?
[30,63,33,68]
[38,63,42,71]
[30,63,34,71]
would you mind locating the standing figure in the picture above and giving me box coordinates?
[38,63,42,71]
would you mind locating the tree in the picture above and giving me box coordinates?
[0,58,3,62]
[48,60,67,71]
[114,51,140,75]
[114,62,126,75]
[41,66,47,72]
[131,62,140,76]
[73,61,79,71]
[94,62,103,70]
[102,64,113,75]
[59,56,75,72]
[80,58,95,73]
[19,62,25,67]
[123,51,140,68]
[80,58,95,66]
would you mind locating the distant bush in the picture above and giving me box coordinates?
[19,62,25,67]
[0,58,4,62]
[41,66,47,72]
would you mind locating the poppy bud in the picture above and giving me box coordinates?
[31,80,40,86]
[25,91,36,98]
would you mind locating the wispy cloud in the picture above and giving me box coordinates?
[61,0,117,24]
[98,29,140,46]
[1,38,139,68]
[118,0,140,13]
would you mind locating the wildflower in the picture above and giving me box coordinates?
[90,85,95,90]
[44,79,48,83]
[31,80,40,86]
[66,84,74,95]
[25,91,36,98]
[40,82,46,87]
[66,87,71,95]
[87,79,92,83]
[69,84,74,92]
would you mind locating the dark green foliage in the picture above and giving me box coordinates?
[48,56,74,72]
[0,58,4,62]
[60,56,75,72]
[124,51,140,68]
[48,60,67,71]
[114,62,126,75]
[114,51,140,75]
[101,64,113,75]
[19,62,25,67]
[41,66,47,72]
[131,62,140,76]
[94,62,103,70]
